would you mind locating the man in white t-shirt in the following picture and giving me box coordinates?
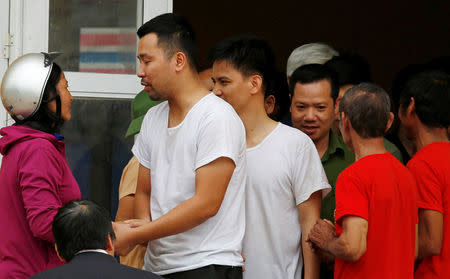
[113,13,246,279]
[209,35,330,279]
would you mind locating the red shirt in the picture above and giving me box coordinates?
[334,153,417,279]
[408,142,450,279]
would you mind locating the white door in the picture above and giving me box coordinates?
[0,0,9,128]
[0,0,172,215]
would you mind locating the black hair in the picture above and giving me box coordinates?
[325,53,371,87]
[53,200,116,262]
[339,83,391,138]
[399,70,450,128]
[208,34,276,94]
[289,64,339,103]
[137,13,198,71]
[265,70,290,121]
[19,63,64,133]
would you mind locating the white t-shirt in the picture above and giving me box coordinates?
[132,93,247,275]
[243,123,330,279]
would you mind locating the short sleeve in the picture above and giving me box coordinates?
[19,141,63,243]
[292,136,330,205]
[118,156,140,199]
[195,109,244,170]
[335,170,369,224]
[132,110,153,169]
[408,159,443,213]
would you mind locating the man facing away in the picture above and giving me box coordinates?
[209,35,330,279]
[308,83,418,279]
[398,70,450,279]
[30,200,161,279]
[112,13,246,279]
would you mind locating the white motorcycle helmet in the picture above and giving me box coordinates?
[1,52,61,121]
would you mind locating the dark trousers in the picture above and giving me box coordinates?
[164,265,242,279]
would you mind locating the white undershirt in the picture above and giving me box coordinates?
[243,123,330,279]
[75,249,109,255]
[133,93,247,275]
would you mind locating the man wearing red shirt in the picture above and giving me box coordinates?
[398,70,450,279]
[308,83,418,279]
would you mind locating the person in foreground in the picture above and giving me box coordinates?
[113,13,246,278]
[30,199,161,279]
[399,70,450,279]
[0,52,81,278]
[210,35,330,279]
[308,83,418,279]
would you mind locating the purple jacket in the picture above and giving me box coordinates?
[0,125,81,279]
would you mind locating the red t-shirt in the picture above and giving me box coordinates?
[334,153,417,279]
[407,142,450,279]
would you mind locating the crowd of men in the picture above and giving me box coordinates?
[34,13,449,279]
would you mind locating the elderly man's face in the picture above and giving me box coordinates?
[290,79,335,144]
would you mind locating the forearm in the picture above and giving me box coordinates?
[299,192,322,279]
[302,231,320,279]
[418,234,441,259]
[26,208,58,242]
[417,209,443,259]
[134,190,150,221]
[134,164,151,221]
[326,236,362,262]
[132,194,217,244]
[116,195,135,222]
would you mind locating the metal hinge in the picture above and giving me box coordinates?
[2,33,13,59]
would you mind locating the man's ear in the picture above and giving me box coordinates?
[264,95,275,115]
[55,244,66,263]
[106,234,114,256]
[407,97,416,118]
[385,112,395,133]
[174,51,188,72]
[249,75,263,95]
[334,97,342,118]
[341,112,351,132]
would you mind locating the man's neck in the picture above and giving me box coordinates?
[414,124,449,151]
[315,133,330,159]
[352,136,387,161]
[167,72,209,127]
[239,102,278,148]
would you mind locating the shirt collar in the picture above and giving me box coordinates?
[321,131,346,162]
[52,133,65,141]
[75,249,109,256]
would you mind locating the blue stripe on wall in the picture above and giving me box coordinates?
[80,52,136,63]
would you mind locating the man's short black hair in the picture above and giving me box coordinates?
[208,34,276,94]
[325,53,371,87]
[137,13,198,71]
[289,64,339,103]
[53,200,116,262]
[339,83,391,138]
[265,70,290,121]
[399,70,450,128]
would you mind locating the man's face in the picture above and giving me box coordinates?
[334,84,354,117]
[212,60,251,114]
[137,33,173,101]
[290,79,335,144]
[398,104,416,140]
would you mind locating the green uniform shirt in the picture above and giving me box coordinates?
[384,138,404,163]
[320,131,354,222]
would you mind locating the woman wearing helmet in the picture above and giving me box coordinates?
[0,53,81,278]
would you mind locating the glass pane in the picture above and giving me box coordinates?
[49,0,140,74]
[61,99,134,216]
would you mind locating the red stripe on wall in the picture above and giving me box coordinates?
[80,34,136,46]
